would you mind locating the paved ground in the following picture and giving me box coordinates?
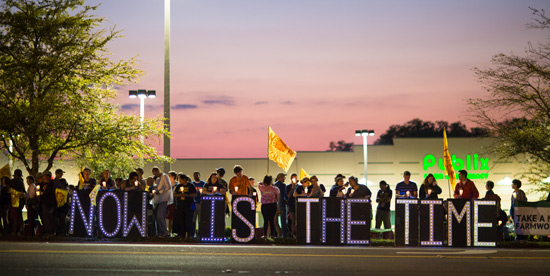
[1,242,550,275]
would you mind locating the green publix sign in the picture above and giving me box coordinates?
[423,154,490,180]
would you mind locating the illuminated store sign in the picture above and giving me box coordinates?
[423,154,490,179]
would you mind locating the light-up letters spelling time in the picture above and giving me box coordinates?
[98,192,122,237]
[322,198,346,244]
[346,199,370,244]
[420,200,443,246]
[297,197,320,244]
[423,154,490,180]
[201,196,225,242]
[447,201,471,247]
[69,191,94,236]
[473,200,496,247]
[232,197,256,243]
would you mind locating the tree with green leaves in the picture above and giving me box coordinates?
[468,8,550,198]
[373,118,487,145]
[0,0,171,178]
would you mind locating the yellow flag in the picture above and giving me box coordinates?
[89,184,100,206]
[300,168,309,180]
[0,164,10,178]
[268,127,296,172]
[55,188,69,208]
[78,170,85,190]
[443,130,457,190]
[10,188,22,208]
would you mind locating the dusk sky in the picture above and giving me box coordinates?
[89,0,548,158]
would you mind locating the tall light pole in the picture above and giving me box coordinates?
[355,129,375,185]
[130,89,156,166]
[163,0,171,173]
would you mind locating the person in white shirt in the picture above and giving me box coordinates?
[152,167,172,237]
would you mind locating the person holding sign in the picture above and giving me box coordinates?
[203,173,226,195]
[395,171,417,198]
[229,165,251,196]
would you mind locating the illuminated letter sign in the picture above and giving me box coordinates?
[346,198,370,244]
[447,199,471,247]
[395,199,419,246]
[98,191,122,237]
[123,191,147,238]
[69,190,94,237]
[473,200,497,247]
[322,198,346,245]
[231,196,256,243]
[200,196,225,242]
[419,200,444,246]
[296,197,321,245]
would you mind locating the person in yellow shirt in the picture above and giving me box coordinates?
[229,165,252,196]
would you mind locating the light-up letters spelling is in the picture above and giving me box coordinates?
[322,199,346,244]
[297,197,320,244]
[201,196,225,242]
[447,201,471,246]
[473,200,496,247]
[231,197,256,243]
[420,200,443,246]
[397,199,418,245]
[98,192,122,237]
[346,199,370,244]
[122,192,147,237]
[69,191,94,236]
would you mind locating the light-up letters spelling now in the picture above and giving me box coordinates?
[423,154,490,180]
[395,199,497,247]
[69,190,147,238]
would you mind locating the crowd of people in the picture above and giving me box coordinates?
[0,165,535,241]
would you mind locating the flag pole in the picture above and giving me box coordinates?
[267,126,270,175]
[447,177,452,198]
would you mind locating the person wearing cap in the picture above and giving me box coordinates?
[8,169,25,236]
[285,173,299,238]
[395,171,417,198]
[274,172,288,238]
[229,165,251,196]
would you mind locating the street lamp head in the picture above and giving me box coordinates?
[137,89,147,99]
[368,130,375,136]
[147,90,156,98]
[129,90,137,98]
[355,130,361,137]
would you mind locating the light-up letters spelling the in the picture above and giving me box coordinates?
[232,197,256,243]
[473,200,496,247]
[420,200,443,246]
[98,192,122,237]
[297,197,320,244]
[69,191,94,236]
[123,191,147,237]
[201,196,225,242]
[396,199,418,245]
[322,198,346,244]
[346,199,370,244]
[447,200,471,247]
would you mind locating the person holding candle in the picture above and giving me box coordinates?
[419,174,442,199]
[174,174,197,238]
[98,169,116,190]
[120,172,140,191]
[249,177,259,205]
[293,177,311,197]
[308,175,324,198]
[329,175,347,198]
[285,173,299,238]
[395,171,417,198]
[453,170,479,200]
[229,165,251,196]
[347,176,372,222]
[258,175,279,239]
[192,171,205,236]
[203,173,226,195]
[375,180,392,230]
